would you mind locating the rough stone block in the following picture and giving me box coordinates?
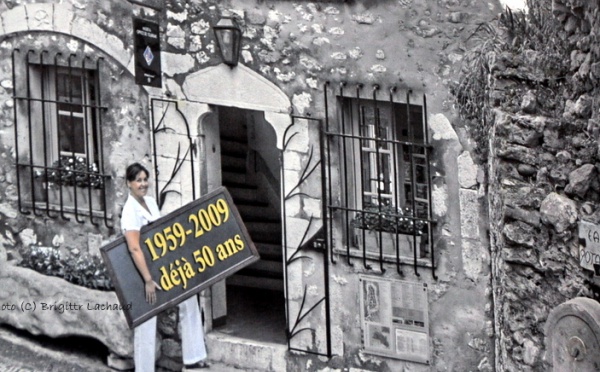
[429,113,459,142]
[505,206,541,227]
[458,151,478,189]
[497,143,538,165]
[162,338,182,359]
[286,264,304,301]
[566,163,596,198]
[87,233,103,256]
[460,189,479,239]
[162,52,195,76]
[25,3,53,31]
[303,198,321,219]
[2,6,28,34]
[53,4,74,33]
[432,183,448,218]
[0,263,133,357]
[283,120,310,153]
[503,222,536,248]
[205,331,287,371]
[283,151,303,171]
[283,169,301,199]
[540,192,578,233]
[462,240,487,282]
[107,353,134,371]
[0,241,6,265]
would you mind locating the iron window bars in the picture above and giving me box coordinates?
[12,49,111,227]
[323,83,436,278]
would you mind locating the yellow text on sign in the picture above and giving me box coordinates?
[158,233,245,291]
[144,198,230,261]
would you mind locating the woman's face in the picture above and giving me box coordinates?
[127,170,149,199]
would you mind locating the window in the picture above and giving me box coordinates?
[35,66,100,166]
[329,93,433,270]
[13,51,109,224]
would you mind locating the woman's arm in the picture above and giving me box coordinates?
[124,230,160,304]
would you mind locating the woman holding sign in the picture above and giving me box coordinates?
[121,163,209,371]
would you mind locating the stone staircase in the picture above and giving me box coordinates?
[220,134,284,292]
[206,332,287,371]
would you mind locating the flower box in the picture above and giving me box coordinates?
[46,185,104,212]
[356,229,422,258]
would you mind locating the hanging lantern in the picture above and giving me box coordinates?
[213,16,242,67]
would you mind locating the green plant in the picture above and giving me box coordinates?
[18,245,113,291]
[63,253,113,290]
[452,0,569,161]
[19,245,65,277]
[351,204,425,235]
[34,155,105,189]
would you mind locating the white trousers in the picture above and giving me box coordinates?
[134,295,207,372]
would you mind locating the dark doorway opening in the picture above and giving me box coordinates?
[215,106,286,344]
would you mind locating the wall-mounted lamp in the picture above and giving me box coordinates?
[213,16,242,67]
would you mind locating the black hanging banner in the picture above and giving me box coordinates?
[133,18,162,87]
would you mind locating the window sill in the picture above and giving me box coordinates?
[22,200,112,220]
[333,247,434,268]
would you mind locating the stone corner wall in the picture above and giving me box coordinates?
[488,1,600,370]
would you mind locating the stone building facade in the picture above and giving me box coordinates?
[0,0,507,371]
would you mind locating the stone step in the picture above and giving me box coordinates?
[240,259,283,278]
[227,186,266,205]
[220,137,248,157]
[206,332,287,372]
[226,274,284,292]
[221,155,246,173]
[222,171,251,187]
[253,242,282,261]
[245,222,282,244]
[236,204,280,222]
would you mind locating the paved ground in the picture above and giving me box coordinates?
[0,325,254,372]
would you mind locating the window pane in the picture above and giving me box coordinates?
[415,164,427,184]
[57,72,83,102]
[416,184,428,200]
[58,102,83,113]
[58,114,85,154]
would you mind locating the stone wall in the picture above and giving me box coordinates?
[486,1,600,370]
[0,0,508,371]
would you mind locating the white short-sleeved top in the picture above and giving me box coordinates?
[121,194,161,232]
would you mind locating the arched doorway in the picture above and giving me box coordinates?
[185,64,292,343]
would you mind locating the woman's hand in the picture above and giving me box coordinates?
[144,280,161,304]
[125,230,161,305]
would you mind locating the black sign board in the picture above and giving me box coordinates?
[133,18,162,87]
[101,187,259,328]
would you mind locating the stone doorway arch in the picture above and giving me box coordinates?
[184,63,294,337]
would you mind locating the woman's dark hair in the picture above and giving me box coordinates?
[125,163,149,182]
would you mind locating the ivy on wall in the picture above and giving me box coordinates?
[452,0,569,162]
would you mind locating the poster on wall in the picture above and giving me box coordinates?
[359,275,430,364]
[133,17,162,87]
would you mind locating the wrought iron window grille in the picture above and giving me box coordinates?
[11,49,112,227]
[323,82,437,279]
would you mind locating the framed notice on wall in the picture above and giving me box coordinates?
[359,275,430,364]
